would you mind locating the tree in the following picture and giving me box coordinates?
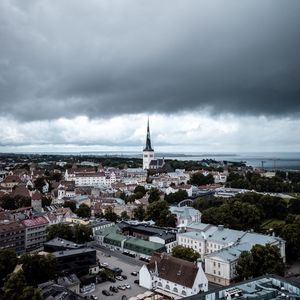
[202,200,262,231]
[47,223,74,241]
[190,172,214,186]
[172,245,200,262]
[120,211,130,221]
[3,271,41,300]
[104,206,118,222]
[0,249,18,282]
[74,224,93,244]
[164,190,188,204]
[235,244,284,281]
[148,188,161,203]
[235,251,254,281]
[42,196,52,207]
[64,200,77,212]
[34,177,46,193]
[134,185,146,196]
[145,200,177,227]
[281,216,300,260]
[76,203,91,218]
[133,205,145,221]
[20,253,58,286]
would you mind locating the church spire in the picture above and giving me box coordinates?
[144,117,153,151]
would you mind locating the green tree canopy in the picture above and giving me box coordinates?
[76,203,91,218]
[172,245,200,262]
[74,224,93,244]
[134,185,146,196]
[104,206,118,222]
[20,253,58,286]
[190,172,214,186]
[120,211,130,221]
[0,249,18,282]
[164,190,188,204]
[148,188,161,203]
[281,215,300,261]
[64,200,77,212]
[47,223,74,241]
[202,200,263,231]
[235,244,284,281]
[3,271,41,300]
[145,200,176,227]
[47,223,92,244]
[133,205,145,221]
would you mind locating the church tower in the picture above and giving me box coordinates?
[143,118,154,170]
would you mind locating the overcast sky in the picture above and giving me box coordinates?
[1,0,300,153]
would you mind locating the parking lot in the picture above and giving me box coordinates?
[81,247,148,300]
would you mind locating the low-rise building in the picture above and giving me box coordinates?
[52,248,96,277]
[118,222,177,253]
[170,206,201,227]
[89,219,114,236]
[184,275,300,300]
[21,216,49,252]
[44,237,84,253]
[139,252,208,298]
[177,222,285,286]
[0,220,25,255]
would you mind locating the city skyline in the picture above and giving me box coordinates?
[1,1,300,153]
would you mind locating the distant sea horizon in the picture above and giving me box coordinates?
[3,151,300,171]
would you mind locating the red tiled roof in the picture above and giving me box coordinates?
[21,216,48,227]
[32,190,42,200]
[3,175,21,183]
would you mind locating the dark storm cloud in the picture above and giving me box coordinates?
[0,0,300,121]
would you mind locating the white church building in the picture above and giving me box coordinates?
[139,252,208,297]
[143,119,165,170]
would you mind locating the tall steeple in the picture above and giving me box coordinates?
[144,117,153,151]
[143,117,155,170]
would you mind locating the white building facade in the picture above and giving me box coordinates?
[139,253,208,297]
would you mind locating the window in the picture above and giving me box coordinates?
[158,282,162,287]
[165,285,170,290]
[173,287,178,293]
[182,291,187,296]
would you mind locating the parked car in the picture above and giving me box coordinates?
[116,276,123,281]
[118,285,126,290]
[131,271,138,276]
[109,286,119,293]
[125,284,131,289]
[102,290,111,296]
[91,296,98,300]
[134,280,139,284]
[121,275,127,280]
[100,262,108,267]
[107,277,116,283]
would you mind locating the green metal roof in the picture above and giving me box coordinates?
[124,237,165,251]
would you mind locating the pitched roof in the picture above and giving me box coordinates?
[21,216,48,227]
[32,190,43,201]
[147,253,199,288]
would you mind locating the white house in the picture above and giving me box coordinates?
[139,252,208,297]
[165,185,193,197]
[169,206,201,227]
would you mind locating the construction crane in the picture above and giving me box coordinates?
[261,160,266,170]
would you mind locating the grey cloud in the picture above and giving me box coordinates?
[0,0,300,121]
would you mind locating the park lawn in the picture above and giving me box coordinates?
[261,219,286,231]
